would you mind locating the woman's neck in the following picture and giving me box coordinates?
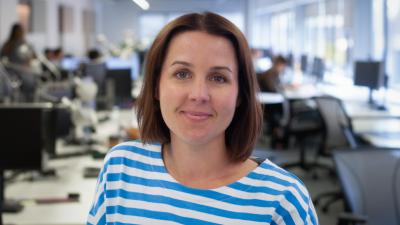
[162,136,256,189]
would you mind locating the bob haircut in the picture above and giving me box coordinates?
[136,12,263,162]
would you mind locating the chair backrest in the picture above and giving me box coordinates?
[106,68,133,106]
[334,148,400,225]
[313,95,357,152]
[84,62,107,94]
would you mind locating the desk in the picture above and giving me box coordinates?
[2,108,139,225]
[283,84,322,100]
[257,92,284,104]
[257,83,323,104]
[274,83,400,148]
[3,156,101,225]
[343,101,400,119]
[351,117,400,148]
[334,149,400,225]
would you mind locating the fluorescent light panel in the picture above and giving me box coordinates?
[131,0,150,10]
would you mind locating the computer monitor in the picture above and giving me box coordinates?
[311,57,325,81]
[61,57,82,72]
[353,61,385,109]
[0,103,55,214]
[0,103,55,170]
[286,53,294,69]
[106,56,139,81]
[354,61,384,90]
[300,55,308,73]
[261,48,273,59]
[106,69,133,107]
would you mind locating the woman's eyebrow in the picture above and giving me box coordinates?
[210,66,233,73]
[170,61,193,67]
[171,61,233,73]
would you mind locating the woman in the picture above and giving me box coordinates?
[88,12,318,225]
[1,23,36,66]
[1,23,37,101]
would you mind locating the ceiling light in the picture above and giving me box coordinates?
[131,0,150,10]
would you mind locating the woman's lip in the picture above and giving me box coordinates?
[181,111,212,121]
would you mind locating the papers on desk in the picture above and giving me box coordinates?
[284,84,321,99]
[257,84,321,104]
[257,92,284,104]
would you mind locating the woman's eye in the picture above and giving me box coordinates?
[209,75,227,83]
[175,71,190,79]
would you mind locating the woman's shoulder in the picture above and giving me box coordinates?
[254,159,311,198]
[104,140,163,162]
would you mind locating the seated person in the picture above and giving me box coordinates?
[1,23,38,102]
[258,55,287,93]
[80,49,107,94]
[258,55,289,148]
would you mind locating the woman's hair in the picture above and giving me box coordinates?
[136,12,263,162]
[1,23,24,57]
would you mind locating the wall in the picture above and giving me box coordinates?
[96,0,247,45]
[0,0,18,44]
[0,0,95,57]
[1,0,248,56]
[352,0,373,60]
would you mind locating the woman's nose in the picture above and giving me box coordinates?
[188,79,210,103]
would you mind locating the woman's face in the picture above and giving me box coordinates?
[158,31,239,146]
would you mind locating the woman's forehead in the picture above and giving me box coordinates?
[163,31,238,69]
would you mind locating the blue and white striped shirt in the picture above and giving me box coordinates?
[87,141,318,225]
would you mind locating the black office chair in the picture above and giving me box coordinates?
[312,95,362,212]
[280,97,329,171]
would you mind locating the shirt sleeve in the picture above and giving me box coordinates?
[305,199,319,225]
[272,183,320,225]
[87,162,108,225]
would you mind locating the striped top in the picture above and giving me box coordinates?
[87,141,319,225]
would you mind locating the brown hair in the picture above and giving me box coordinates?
[272,55,287,65]
[1,23,24,57]
[136,12,263,162]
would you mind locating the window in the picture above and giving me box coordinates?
[386,0,400,88]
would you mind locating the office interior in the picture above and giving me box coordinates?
[0,0,400,224]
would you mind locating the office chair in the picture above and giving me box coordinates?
[83,62,114,110]
[280,97,329,172]
[335,148,400,225]
[0,62,13,102]
[312,95,361,212]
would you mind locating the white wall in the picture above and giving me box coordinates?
[353,0,373,60]
[0,0,95,57]
[55,0,95,56]
[0,0,18,44]
[96,0,247,45]
[96,0,140,46]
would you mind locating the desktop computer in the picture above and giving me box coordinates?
[311,57,325,82]
[106,68,133,107]
[0,103,56,216]
[300,54,308,73]
[353,60,385,109]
